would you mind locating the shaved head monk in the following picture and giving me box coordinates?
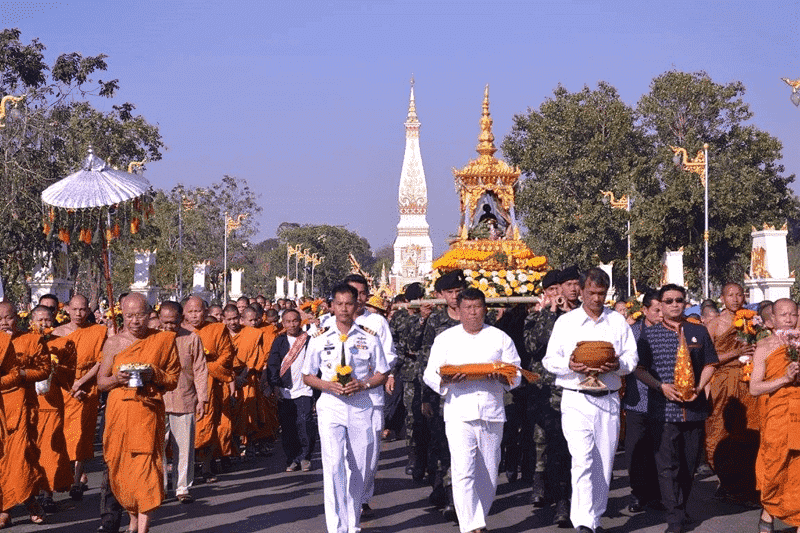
[705,283,761,502]
[30,306,76,512]
[53,294,108,500]
[751,299,800,533]
[0,301,50,526]
[182,296,235,481]
[226,305,266,457]
[97,293,180,533]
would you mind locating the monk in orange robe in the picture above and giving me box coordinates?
[0,302,50,526]
[0,322,21,512]
[223,305,265,455]
[97,293,180,533]
[751,298,800,533]
[705,283,761,502]
[254,308,280,445]
[29,306,76,511]
[52,294,107,499]
[182,296,234,479]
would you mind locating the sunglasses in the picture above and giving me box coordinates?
[662,298,685,305]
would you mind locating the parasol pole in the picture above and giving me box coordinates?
[101,211,117,333]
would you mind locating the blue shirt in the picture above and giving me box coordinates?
[637,321,718,423]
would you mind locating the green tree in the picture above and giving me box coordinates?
[502,82,655,293]
[635,70,798,291]
[0,28,163,304]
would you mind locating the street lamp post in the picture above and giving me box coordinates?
[600,191,631,297]
[224,212,247,301]
[670,144,709,298]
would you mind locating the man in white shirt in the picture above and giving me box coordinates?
[543,267,638,533]
[302,283,389,533]
[265,308,314,472]
[320,274,397,517]
[423,288,521,533]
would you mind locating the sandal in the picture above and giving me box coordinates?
[177,493,194,504]
[0,513,9,529]
[759,517,774,532]
[69,483,83,501]
[25,498,45,524]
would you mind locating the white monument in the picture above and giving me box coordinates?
[275,276,286,299]
[296,281,304,298]
[597,262,615,301]
[287,279,296,300]
[390,78,433,293]
[744,223,795,303]
[28,250,72,304]
[129,249,160,305]
[192,262,212,302]
[661,248,685,288]
[229,269,244,300]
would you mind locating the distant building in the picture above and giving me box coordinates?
[390,78,433,293]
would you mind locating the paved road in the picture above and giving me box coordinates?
[5,433,788,532]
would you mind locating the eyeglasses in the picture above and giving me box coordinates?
[662,298,685,305]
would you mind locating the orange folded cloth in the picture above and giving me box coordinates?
[438,362,539,386]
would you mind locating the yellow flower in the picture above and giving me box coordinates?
[510,280,520,288]
[519,284,528,293]
[526,283,535,292]
[498,269,507,278]
[504,286,513,296]
[479,278,489,287]
[337,365,352,375]
[339,334,348,342]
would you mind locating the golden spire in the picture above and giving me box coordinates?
[406,74,418,124]
[476,84,496,157]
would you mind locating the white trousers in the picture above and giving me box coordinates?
[361,406,383,504]
[318,404,374,533]
[164,412,196,495]
[445,419,503,533]
[560,389,620,531]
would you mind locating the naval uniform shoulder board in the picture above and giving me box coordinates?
[311,326,330,338]
[357,324,378,336]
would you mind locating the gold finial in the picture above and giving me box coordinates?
[128,159,147,174]
[476,84,496,157]
[0,94,25,127]
[406,75,418,124]
[782,77,800,91]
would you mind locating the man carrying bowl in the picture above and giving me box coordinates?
[543,268,638,533]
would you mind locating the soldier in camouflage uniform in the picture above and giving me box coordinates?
[418,270,465,521]
[522,266,581,527]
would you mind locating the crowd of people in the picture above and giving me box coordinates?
[0,265,797,533]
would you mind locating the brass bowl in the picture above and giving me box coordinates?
[572,340,616,369]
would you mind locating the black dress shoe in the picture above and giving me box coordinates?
[530,472,546,507]
[361,503,374,518]
[576,526,594,533]
[405,465,414,475]
[628,495,645,513]
[647,499,666,511]
[553,498,570,527]
[442,504,458,523]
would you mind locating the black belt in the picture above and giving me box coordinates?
[563,388,619,397]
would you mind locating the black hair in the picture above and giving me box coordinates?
[331,283,358,301]
[282,308,301,320]
[658,284,686,299]
[159,301,183,316]
[457,288,486,306]
[642,291,659,308]
[579,267,610,290]
[343,274,369,288]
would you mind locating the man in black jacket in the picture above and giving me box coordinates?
[264,309,315,472]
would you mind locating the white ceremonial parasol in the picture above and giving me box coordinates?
[41,147,153,330]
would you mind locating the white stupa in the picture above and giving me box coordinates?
[390,77,433,293]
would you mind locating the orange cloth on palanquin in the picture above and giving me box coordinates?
[62,324,107,462]
[755,345,800,526]
[36,335,77,493]
[231,327,265,440]
[705,326,761,498]
[0,332,50,510]
[104,330,180,514]
[254,324,280,441]
[193,322,234,455]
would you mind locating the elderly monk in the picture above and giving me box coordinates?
[97,294,180,533]
[750,299,800,533]
[182,296,234,480]
[705,283,760,502]
[224,305,265,457]
[159,301,207,504]
[0,302,50,526]
[30,306,76,512]
[52,294,108,500]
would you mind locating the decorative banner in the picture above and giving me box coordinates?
[275,276,286,299]
[296,281,304,298]
[225,212,248,235]
[287,279,296,299]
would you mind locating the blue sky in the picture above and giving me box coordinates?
[7,0,800,255]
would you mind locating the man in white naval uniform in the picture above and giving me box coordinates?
[326,274,396,516]
[543,268,638,533]
[302,283,388,533]
[423,288,521,533]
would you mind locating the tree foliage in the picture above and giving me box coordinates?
[504,72,799,297]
